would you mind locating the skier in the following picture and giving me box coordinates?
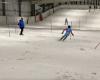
[18,18,25,35]
[39,13,43,21]
[59,25,74,41]
[65,18,68,25]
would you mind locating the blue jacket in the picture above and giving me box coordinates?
[18,19,25,29]
[64,28,73,36]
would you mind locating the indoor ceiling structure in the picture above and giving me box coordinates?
[29,0,100,5]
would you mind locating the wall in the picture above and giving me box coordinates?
[0,16,6,25]
[0,0,2,15]
[28,5,62,25]
[61,5,89,9]
[21,1,31,16]
[0,16,28,25]
[0,0,31,16]
[5,0,18,16]
[0,0,31,25]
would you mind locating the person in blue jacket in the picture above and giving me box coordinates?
[18,18,25,35]
[59,25,74,41]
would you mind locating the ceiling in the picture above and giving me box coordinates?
[30,0,75,4]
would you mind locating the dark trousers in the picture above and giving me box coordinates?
[20,28,24,35]
[59,34,68,41]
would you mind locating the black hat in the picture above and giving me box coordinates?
[68,25,71,28]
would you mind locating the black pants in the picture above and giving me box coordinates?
[59,34,68,41]
[20,28,24,35]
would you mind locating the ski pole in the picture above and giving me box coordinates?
[94,42,100,49]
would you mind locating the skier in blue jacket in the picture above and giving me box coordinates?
[18,18,25,35]
[59,25,74,41]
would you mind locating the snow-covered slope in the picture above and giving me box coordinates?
[0,28,100,80]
